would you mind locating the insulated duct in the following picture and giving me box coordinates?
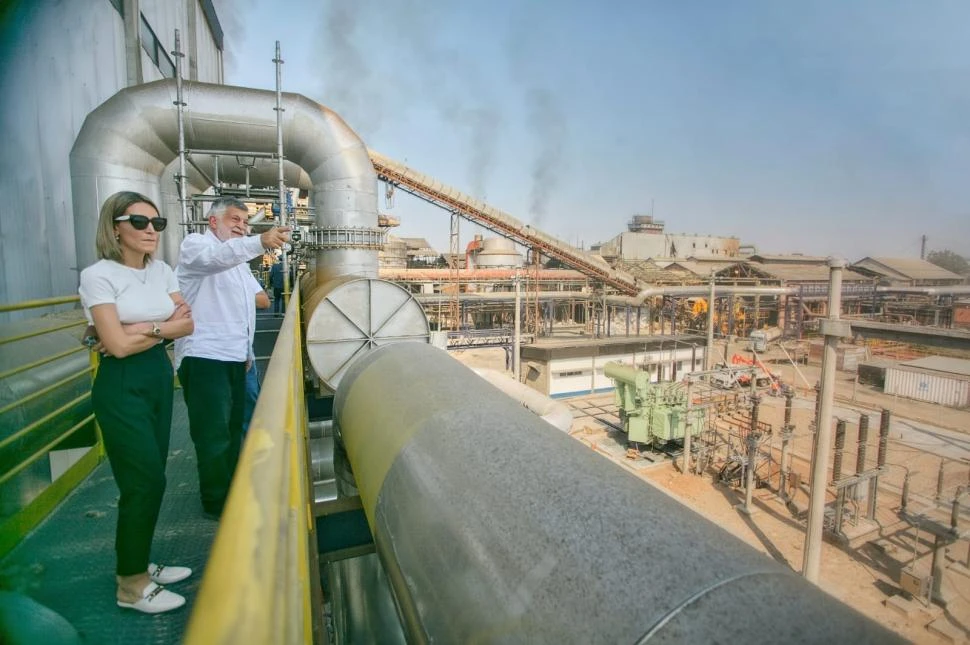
[334,343,902,644]
[471,368,573,432]
[69,79,378,282]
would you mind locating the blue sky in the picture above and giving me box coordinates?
[217,0,970,261]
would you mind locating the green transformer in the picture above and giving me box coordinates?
[604,362,706,447]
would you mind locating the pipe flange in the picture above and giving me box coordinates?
[304,226,385,250]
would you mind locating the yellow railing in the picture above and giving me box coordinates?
[185,286,320,644]
[0,295,102,559]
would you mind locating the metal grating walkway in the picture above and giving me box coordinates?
[0,396,217,644]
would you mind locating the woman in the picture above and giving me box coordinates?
[78,191,194,614]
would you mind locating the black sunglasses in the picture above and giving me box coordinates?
[114,215,168,231]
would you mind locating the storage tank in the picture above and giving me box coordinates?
[471,237,523,268]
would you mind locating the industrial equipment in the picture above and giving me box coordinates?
[750,325,783,351]
[604,362,705,447]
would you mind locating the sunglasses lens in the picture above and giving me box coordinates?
[128,215,149,230]
[152,217,168,232]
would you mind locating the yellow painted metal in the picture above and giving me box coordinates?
[339,359,423,529]
[0,444,101,559]
[185,287,315,645]
[0,366,92,417]
[0,414,94,486]
[0,318,86,346]
[0,295,105,562]
[0,345,86,381]
[0,392,90,452]
[0,295,80,313]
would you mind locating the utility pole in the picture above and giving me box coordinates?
[682,377,693,474]
[513,272,521,382]
[706,273,716,370]
[802,258,850,584]
[920,235,927,260]
[274,41,289,307]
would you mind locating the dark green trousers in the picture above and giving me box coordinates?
[91,343,173,577]
[177,356,246,515]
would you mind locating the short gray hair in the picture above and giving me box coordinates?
[206,196,249,220]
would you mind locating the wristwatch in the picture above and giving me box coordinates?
[151,322,162,337]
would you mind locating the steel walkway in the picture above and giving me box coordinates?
[0,309,284,643]
[0,395,216,643]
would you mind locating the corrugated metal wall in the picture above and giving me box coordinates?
[885,367,970,408]
[0,0,222,318]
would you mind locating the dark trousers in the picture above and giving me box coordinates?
[177,356,246,514]
[92,344,173,577]
[273,287,284,314]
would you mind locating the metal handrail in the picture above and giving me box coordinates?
[0,295,80,313]
[0,345,87,381]
[0,392,91,452]
[0,318,86,346]
[0,294,103,561]
[185,286,317,644]
[0,414,95,487]
[0,366,93,417]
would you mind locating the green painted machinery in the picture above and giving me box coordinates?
[604,362,706,447]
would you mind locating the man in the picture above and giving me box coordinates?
[175,197,289,517]
[269,258,284,315]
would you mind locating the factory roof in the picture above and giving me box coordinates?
[664,260,741,277]
[522,334,707,361]
[613,260,688,284]
[898,356,970,378]
[398,237,439,256]
[751,262,871,283]
[853,257,965,283]
[748,254,830,264]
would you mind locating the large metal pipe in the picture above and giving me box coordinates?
[70,79,378,279]
[334,342,901,644]
[472,368,573,432]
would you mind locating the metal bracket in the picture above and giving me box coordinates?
[819,319,852,338]
[304,226,385,250]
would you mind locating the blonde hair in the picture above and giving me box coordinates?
[95,191,160,267]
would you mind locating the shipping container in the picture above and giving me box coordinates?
[884,357,970,408]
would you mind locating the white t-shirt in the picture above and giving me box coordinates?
[78,258,179,324]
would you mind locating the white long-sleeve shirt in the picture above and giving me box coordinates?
[174,230,265,369]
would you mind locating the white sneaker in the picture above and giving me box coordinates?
[148,563,192,585]
[117,582,185,614]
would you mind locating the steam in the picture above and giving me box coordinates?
[315,0,385,136]
[525,87,567,227]
[209,0,256,77]
[315,1,501,198]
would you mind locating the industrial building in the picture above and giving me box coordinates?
[0,0,225,309]
[0,1,968,643]
[594,214,743,261]
[520,335,706,398]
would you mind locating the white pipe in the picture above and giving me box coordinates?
[629,285,796,305]
[876,285,970,295]
[471,368,573,433]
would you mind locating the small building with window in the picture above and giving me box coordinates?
[520,335,707,398]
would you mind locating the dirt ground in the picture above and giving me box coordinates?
[454,344,970,644]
